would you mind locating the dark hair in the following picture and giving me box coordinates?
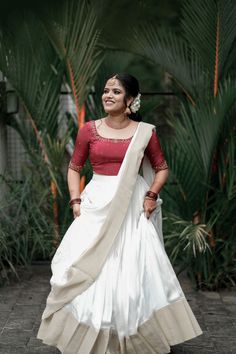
[107,73,142,122]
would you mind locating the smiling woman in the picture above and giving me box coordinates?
[37,73,202,354]
[103,74,142,121]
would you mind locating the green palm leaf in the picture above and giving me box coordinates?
[130,24,207,104]
[163,77,236,220]
[0,14,66,194]
[129,0,236,105]
[181,0,236,82]
[40,0,104,109]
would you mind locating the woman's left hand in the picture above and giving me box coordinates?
[143,198,157,219]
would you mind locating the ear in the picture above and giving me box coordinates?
[126,96,134,107]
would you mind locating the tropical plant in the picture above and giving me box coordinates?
[131,0,236,101]
[128,0,236,289]
[0,0,105,281]
[0,162,56,285]
[162,79,236,289]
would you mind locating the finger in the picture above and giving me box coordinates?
[147,207,156,217]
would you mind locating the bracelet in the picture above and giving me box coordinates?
[145,190,158,200]
[69,197,81,208]
[144,196,157,201]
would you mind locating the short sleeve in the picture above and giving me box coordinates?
[144,129,168,172]
[68,123,90,173]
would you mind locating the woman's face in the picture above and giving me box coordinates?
[102,77,131,114]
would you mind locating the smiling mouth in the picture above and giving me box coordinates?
[105,100,115,103]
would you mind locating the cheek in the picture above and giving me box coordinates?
[117,95,126,105]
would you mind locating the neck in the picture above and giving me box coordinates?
[106,112,130,128]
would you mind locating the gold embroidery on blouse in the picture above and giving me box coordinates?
[68,161,83,173]
[154,160,168,172]
[90,120,132,143]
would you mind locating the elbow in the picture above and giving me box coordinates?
[67,167,80,182]
[155,168,169,185]
[160,167,169,183]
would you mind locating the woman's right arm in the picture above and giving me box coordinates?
[67,123,90,218]
[67,169,81,218]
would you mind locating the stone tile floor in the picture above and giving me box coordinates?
[0,264,235,354]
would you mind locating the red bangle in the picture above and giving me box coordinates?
[69,198,81,208]
[145,191,158,200]
[145,196,156,201]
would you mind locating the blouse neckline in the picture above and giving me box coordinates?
[91,120,134,142]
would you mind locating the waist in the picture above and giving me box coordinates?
[91,172,119,182]
[91,172,142,182]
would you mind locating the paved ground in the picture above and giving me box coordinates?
[0,264,235,354]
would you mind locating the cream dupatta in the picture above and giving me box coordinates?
[41,121,156,320]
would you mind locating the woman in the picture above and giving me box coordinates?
[37,73,202,353]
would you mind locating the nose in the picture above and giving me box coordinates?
[106,91,114,99]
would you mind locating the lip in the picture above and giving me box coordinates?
[105,100,115,103]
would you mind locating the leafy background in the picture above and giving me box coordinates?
[0,0,235,290]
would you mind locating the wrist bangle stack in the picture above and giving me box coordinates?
[145,191,158,201]
[69,197,81,208]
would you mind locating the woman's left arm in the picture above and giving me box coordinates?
[148,168,169,194]
[143,129,169,218]
[144,169,169,219]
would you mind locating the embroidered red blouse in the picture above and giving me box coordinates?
[69,120,168,176]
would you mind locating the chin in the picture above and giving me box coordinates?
[104,108,117,114]
[104,107,124,115]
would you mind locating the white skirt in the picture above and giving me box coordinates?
[37,173,202,354]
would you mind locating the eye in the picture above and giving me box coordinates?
[114,90,121,94]
[103,88,109,94]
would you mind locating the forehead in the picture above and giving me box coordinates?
[104,78,124,90]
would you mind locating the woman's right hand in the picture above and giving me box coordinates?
[72,203,81,219]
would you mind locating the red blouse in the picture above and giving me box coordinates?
[69,120,168,176]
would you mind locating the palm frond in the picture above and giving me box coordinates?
[164,213,211,260]
[41,0,104,112]
[130,24,207,104]
[0,14,67,196]
[162,77,236,221]
[181,0,236,93]
[0,14,62,133]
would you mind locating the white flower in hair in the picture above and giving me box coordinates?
[130,93,141,113]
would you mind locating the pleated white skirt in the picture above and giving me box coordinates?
[38,172,202,353]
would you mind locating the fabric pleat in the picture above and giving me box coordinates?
[37,298,201,354]
[37,173,202,353]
